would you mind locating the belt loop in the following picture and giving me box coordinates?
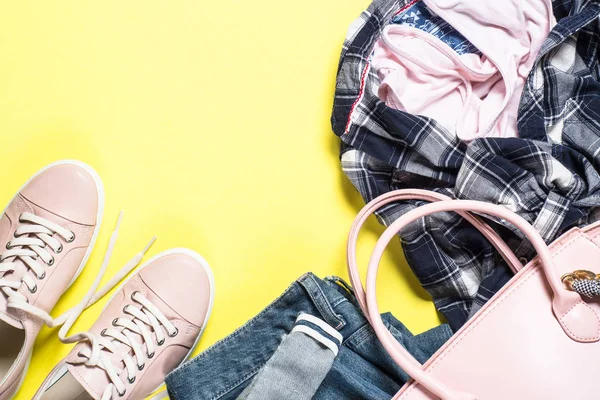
[298,273,346,330]
[325,276,355,295]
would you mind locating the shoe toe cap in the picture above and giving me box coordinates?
[20,162,101,225]
[140,251,213,327]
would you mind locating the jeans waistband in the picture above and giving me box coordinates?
[165,273,367,400]
[297,273,349,330]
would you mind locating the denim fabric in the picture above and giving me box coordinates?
[165,273,452,400]
[236,314,341,400]
[390,1,479,55]
[331,0,600,331]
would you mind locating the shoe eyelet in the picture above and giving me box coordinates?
[130,291,139,301]
[66,233,75,243]
[5,242,10,249]
[100,328,107,337]
[128,376,136,384]
[138,363,145,371]
[112,318,119,327]
[147,351,155,359]
[169,328,179,338]
[118,389,126,397]
[77,351,85,358]
[157,338,165,346]
[56,244,63,254]
[38,272,46,280]
[47,257,54,266]
[29,285,37,294]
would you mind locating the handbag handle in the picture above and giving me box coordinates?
[347,189,524,315]
[347,191,600,400]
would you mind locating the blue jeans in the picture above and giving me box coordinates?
[165,273,452,400]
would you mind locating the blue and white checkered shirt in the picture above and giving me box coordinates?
[332,0,600,331]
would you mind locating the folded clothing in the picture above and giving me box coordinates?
[165,273,452,400]
[372,0,555,140]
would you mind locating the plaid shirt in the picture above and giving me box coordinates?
[332,0,600,331]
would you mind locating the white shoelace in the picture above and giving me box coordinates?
[1,211,164,400]
[0,212,76,320]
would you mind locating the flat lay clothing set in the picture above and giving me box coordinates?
[168,0,600,397]
[165,0,600,398]
[4,0,600,399]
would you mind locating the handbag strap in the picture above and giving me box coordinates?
[347,190,600,400]
[347,189,524,314]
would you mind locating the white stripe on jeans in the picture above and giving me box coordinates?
[296,313,343,342]
[292,325,340,356]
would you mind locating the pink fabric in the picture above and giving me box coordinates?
[372,0,555,140]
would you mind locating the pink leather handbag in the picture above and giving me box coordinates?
[347,189,600,399]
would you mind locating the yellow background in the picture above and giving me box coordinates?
[0,1,442,398]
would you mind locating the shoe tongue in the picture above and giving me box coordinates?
[0,254,27,330]
[0,296,23,329]
[65,362,106,400]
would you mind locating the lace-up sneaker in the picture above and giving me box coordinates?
[34,249,214,400]
[0,160,103,399]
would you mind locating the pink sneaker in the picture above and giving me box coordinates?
[0,160,103,400]
[34,248,214,400]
